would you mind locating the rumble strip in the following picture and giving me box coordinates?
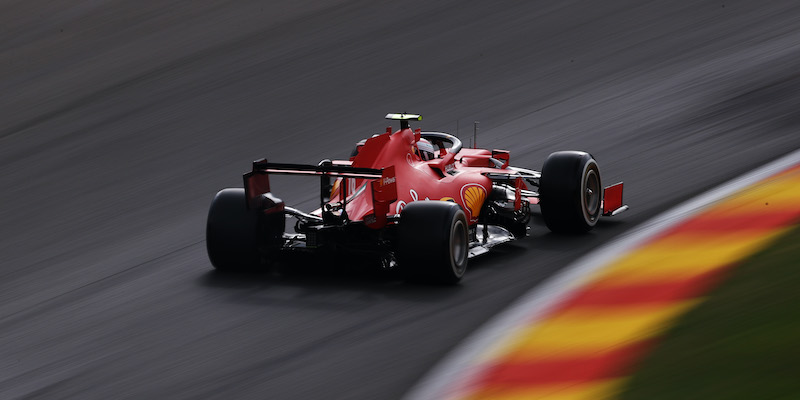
[405,148,800,400]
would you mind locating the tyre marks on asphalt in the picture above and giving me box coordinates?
[407,156,800,400]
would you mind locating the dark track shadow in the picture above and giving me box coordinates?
[196,213,630,310]
[196,252,472,308]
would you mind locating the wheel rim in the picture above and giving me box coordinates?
[451,219,467,275]
[583,168,601,222]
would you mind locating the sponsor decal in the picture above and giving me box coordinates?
[330,178,363,200]
[461,184,487,221]
[394,188,479,215]
[395,188,434,214]
[382,176,396,186]
[329,178,340,198]
[409,189,427,202]
[347,178,357,196]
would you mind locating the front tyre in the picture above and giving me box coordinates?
[539,151,602,233]
[206,188,265,271]
[397,201,469,284]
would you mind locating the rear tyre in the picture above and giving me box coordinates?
[397,201,469,284]
[206,188,274,271]
[539,151,602,233]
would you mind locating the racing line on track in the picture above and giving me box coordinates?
[405,148,800,400]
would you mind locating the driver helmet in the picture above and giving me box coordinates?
[416,138,435,161]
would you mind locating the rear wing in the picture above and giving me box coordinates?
[243,159,398,227]
[248,160,384,179]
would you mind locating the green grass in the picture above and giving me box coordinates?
[618,225,800,400]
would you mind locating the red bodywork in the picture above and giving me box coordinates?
[316,129,525,228]
[243,124,626,232]
[210,114,629,281]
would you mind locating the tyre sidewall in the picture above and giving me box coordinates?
[540,151,602,233]
[397,201,468,284]
[206,188,263,271]
[579,159,602,227]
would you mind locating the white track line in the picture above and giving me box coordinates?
[404,148,800,400]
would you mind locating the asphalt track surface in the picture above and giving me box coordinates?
[2,1,800,399]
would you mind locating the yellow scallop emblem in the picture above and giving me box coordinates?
[462,185,487,219]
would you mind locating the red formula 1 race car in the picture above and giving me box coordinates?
[206,114,628,283]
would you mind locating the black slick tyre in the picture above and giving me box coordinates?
[206,188,263,271]
[539,151,602,233]
[397,201,469,284]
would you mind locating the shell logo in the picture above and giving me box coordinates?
[461,184,487,221]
